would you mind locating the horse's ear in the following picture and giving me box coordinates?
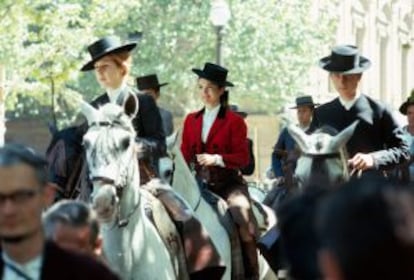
[80,100,101,125]
[287,124,309,152]
[330,120,359,151]
[123,93,139,118]
[166,130,180,150]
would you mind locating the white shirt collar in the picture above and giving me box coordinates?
[202,105,221,143]
[299,124,310,131]
[2,251,43,280]
[107,83,127,104]
[338,92,361,110]
[204,104,221,115]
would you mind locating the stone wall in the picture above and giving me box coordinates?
[5,118,52,154]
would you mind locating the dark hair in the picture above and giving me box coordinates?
[43,200,99,245]
[220,89,229,107]
[277,187,327,279]
[0,143,48,185]
[317,176,414,280]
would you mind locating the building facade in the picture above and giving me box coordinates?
[312,0,414,120]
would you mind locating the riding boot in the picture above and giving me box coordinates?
[241,239,260,280]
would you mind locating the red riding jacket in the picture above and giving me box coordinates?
[181,106,249,170]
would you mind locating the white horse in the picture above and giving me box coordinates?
[80,96,178,280]
[287,121,358,189]
[161,132,277,280]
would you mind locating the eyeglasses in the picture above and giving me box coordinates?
[0,190,39,205]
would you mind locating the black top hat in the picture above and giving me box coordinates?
[290,95,319,109]
[399,89,414,115]
[192,62,234,87]
[136,74,168,91]
[81,36,137,72]
[229,104,247,118]
[319,45,371,74]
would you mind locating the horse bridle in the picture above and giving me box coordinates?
[88,121,141,228]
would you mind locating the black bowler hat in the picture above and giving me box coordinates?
[81,36,137,72]
[319,45,371,74]
[136,74,168,91]
[290,95,319,109]
[192,62,234,87]
[399,89,414,115]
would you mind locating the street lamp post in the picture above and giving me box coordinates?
[209,0,231,66]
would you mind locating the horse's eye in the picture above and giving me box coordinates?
[120,137,130,150]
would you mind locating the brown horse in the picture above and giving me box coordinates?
[46,124,88,200]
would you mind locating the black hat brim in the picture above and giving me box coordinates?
[290,103,319,109]
[81,43,137,72]
[318,55,371,74]
[192,68,234,87]
[138,82,168,91]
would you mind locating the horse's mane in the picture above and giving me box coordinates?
[46,125,84,155]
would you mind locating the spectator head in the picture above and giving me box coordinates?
[43,200,101,258]
[317,176,414,280]
[277,187,327,280]
[0,143,55,244]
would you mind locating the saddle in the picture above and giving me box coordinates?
[141,185,189,280]
[201,185,277,280]
[142,179,225,279]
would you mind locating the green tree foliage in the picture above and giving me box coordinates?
[0,0,336,126]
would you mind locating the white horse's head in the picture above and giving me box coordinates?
[159,131,180,184]
[288,121,358,189]
[80,94,139,223]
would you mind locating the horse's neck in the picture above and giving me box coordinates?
[101,206,146,278]
[101,180,173,278]
[172,146,201,207]
[119,162,140,218]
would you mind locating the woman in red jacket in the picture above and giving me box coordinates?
[181,62,259,279]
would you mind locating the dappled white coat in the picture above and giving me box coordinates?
[81,99,176,280]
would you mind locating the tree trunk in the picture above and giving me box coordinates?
[0,66,6,146]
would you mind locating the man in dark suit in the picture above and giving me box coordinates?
[313,45,409,174]
[271,95,318,184]
[0,143,119,280]
[137,74,174,136]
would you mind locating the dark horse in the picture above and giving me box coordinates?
[46,124,87,200]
